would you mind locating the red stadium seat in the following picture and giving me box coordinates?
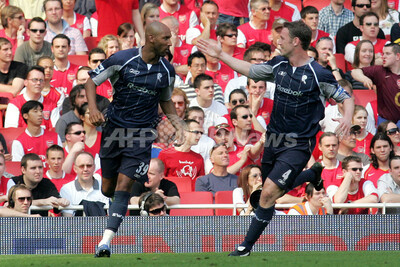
[0,127,25,153]
[165,177,192,193]
[170,191,214,216]
[5,161,21,176]
[334,53,346,72]
[68,55,88,66]
[84,36,98,51]
[353,90,377,107]
[215,191,234,216]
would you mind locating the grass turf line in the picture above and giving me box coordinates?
[1,251,399,267]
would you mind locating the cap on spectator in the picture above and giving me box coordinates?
[272,18,288,31]
[208,123,231,138]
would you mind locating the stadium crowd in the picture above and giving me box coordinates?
[0,0,400,217]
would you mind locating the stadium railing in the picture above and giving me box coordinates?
[29,203,400,215]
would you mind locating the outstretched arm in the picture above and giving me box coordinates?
[197,39,252,76]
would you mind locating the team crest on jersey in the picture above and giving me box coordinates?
[157,73,162,82]
[262,112,270,120]
[46,140,54,147]
[178,15,187,23]
[221,74,229,82]
[301,75,307,84]
[180,49,189,57]
[68,73,76,82]
[397,79,400,88]
[43,110,50,120]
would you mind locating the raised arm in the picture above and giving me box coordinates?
[197,38,252,76]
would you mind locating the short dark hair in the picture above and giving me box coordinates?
[89,47,106,61]
[193,73,213,89]
[243,46,265,62]
[307,46,318,60]
[69,84,86,109]
[389,156,400,169]
[28,17,46,29]
[230,104,249,121]
[139,192,165,213]
[21,153,42,168]
[216,22,237,37]
[360,11,379,25]
[352,0,371,7]
[319,132,338,144]
[384,43,400,54]
[46,144,64,158]
[21,100,44,124]
[342,156,362,170]
[186,106,204,119]
[183,119,199,131]
[65,122,83,136]
[202,0,219,10]
[300,6,319,19]
[229,89,247,102]
[43,0,63,11]
[188,51,206,66]
[37,55,53,65]
[284,21,312,50]
[27,65,45,77]
[52,33,71,46]
[248,42,271,53]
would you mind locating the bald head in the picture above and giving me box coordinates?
[146,21,171,39]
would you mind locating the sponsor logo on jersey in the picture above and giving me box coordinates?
[278,71,286,76]
[129,69,140,75]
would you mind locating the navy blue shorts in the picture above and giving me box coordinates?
[99,121,156,182]
[261,133,316,191]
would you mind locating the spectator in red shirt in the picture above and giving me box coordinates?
[51,34,80,96]
[186,0,219,45]
[44,144,75,191]
[5,65,60,129]
[319,132,344,188]
[364,132,394,187]
[158,119,205,190]
[300,6,330,48]
[328,155,378,214]
[353,105,374,155]
[0,5,28,55]
[237,0,272,48]
[62,0,91,38]
[216,22,245,64]
[11,100,62,164]
[0,154,9,204]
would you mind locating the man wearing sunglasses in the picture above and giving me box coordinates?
[336,0,385,54]
[327,155,378,214]
[138,192,168,217]
[345,12,388,65]
[14,17,53,67]
[237,0,272,48]
[60,152,109,216]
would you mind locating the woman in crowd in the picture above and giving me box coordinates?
[136,3,160,45]
[98,34,120,58]
[345,40,375,90]
[117,23,136,50]
[77,103,101,157]
[371,0,399,37]
[287,183,333,215]
[353,105,374,156]
[0,5,27,54]
[232,164,262,215]
[363,133,394,187]
[377,121,400,155]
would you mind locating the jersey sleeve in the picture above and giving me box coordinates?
[248,63,274,82]
[88,54,123,86]
[319,69,351,104]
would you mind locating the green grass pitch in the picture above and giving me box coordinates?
[1,251,399,267]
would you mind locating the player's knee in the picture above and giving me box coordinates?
[101,185,115,198]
